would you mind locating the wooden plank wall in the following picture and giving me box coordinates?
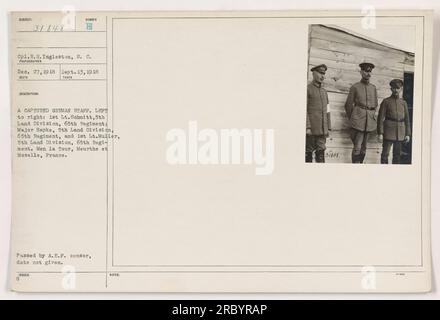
[308,25,414,163]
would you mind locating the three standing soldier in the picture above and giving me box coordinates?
[344,62,379,164]
[377,79,411,164]
[305,64,331,163]
[307,62,411,164]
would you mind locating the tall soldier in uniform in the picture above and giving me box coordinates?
[344,62,379,164]
[377,79,411,164]
[305,64,331,163]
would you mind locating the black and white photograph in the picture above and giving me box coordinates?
[2,8,436,297]
[305,24,415,164]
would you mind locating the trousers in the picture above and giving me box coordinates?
[381,140,402,164]
[350,129,369,156]
[306,135,326,153]
[305,135,326,163]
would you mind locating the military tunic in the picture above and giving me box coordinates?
[377,96,411,141]
[305,81,331,162]
[344,80,378,132]
[306,81,330,136]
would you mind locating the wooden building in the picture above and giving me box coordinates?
[308,24,415,164]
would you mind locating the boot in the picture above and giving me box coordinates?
[316,150,325,163]
[352,153,358,164]
[359,152,366,164]
[305,152,313,163]
[392,156,401,164]
[381,156,388,164]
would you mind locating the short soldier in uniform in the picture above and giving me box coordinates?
[305,64,331,163]
[344,62,379,164]
[377,79,411,164]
